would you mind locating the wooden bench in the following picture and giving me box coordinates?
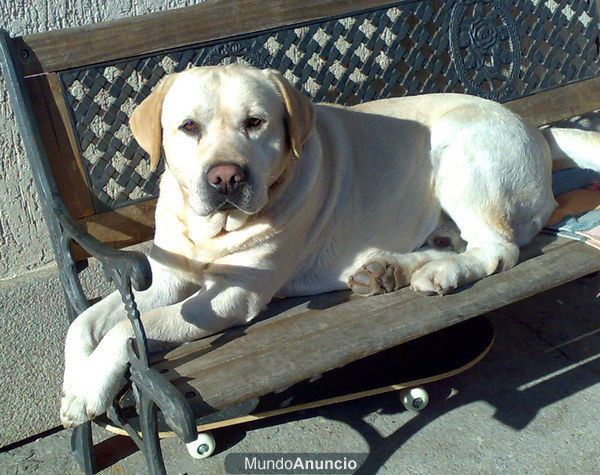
[2,0,600,472]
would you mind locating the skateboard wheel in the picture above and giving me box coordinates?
[400,387,429,412]
[186,432,216,459]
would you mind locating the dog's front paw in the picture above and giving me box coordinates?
[60,373,122,428]
[60,390,95,428]
[410,261,459,296]
[348,260,407,296]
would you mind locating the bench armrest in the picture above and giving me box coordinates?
[52,196,152,294]
[50,194,154,363]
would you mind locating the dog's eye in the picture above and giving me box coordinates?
[180,120,199,133]
[245,117,263,129]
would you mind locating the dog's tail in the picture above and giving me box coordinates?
[543,127,600,171]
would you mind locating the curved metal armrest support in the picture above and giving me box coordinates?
[127,341,198,443]
[52,195,153,294]
[52,195,154,363]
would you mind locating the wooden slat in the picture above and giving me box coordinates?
[25,74,95,219]
[159,233,564,369]
[71,199,157,260]
[14,0,404,76]
[46,74,94,195]
[506,76,600,127]
[154,235,600,415]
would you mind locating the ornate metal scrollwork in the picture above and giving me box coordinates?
[450,0,521,100]
[204,42,271,69]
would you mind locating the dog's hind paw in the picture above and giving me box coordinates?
[409,261,459,296]
[348,260,408,296]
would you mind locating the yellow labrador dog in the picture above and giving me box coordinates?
[60,64,600,427]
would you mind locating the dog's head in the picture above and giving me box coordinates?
[130,65,314,216]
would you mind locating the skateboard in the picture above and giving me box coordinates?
[102,316,494,459]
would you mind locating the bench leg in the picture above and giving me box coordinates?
[67,297,97,475]
[71,421,96,474]
[139,392,167,475]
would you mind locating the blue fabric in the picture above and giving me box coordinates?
[545,168,600,238]
[551,168,600,196]
[548,210,600,232]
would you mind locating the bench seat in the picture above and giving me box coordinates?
[146,234,600,418]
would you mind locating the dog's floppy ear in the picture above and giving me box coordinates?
[130,74,177,171]
[267,70,315,159]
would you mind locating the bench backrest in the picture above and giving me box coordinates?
[11,0,600,260]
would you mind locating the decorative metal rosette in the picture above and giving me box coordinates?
[203,42,271,69]
[450,0,521,100]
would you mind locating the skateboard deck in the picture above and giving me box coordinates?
[103,316,493,438]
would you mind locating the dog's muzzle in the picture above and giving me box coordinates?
[202,163,253,213]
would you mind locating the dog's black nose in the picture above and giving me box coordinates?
[207,164,246,194]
